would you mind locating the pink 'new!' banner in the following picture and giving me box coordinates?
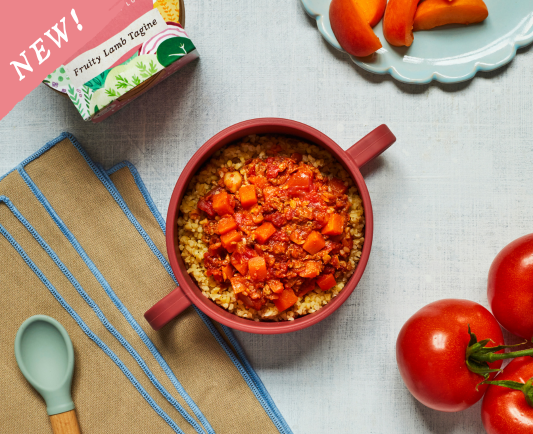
[1,0,127,121]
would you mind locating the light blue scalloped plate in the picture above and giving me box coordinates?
[301,0,533,83]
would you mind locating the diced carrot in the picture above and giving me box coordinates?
[254,222,276,244]
[322,213,345,236]
[230,276,248,295]
[287,171,312,197]
[248,175,269,189]
[298,261,322,278]
[217,216,237,235]
[317,274,336,291]
[274,288,299,312]
[329,178,348,194]
[262,186,278,202]
[212,191,235,216]
[268,279,284,294]
[222,264,234,281]
[248,257,267,281]
[302,231,326,255]
[220,230,242,253]
[231,252,249,275]
[239,185,258,208]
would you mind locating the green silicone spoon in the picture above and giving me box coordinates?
[15,315,81,434]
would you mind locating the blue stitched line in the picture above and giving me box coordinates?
[107,161,166,232]
[0,222,184,434]
[219,325,293,434]
[0,196,206,434]
[17,167,215,434]
[93,163,214,434]
[196,311,293,434]
[109,161,293,434]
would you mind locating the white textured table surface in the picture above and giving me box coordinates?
[1,1,533,433]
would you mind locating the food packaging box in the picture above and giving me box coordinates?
[43,0,197,123]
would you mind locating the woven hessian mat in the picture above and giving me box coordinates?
[0,134,289,434]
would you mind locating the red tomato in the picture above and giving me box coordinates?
[482,357,533,434]
[488,234,533,340]
[396,299,504,412]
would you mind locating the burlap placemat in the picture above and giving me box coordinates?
[0,133,291,434]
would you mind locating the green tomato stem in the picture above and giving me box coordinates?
[483,378,533,408]
[465,325,531,381]
[474,348,533,363]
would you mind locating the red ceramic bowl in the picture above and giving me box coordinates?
[145,118,396,334]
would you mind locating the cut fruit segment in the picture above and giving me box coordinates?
[357,0,387,27]
[413,0,488,31]
[330,0,383,57]
[383,0,422,47]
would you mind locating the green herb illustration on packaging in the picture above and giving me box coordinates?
[42,25,197,121]
[136,60,159,78]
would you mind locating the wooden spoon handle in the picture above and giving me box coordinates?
[49,410,81,434]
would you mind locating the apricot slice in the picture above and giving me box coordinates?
[330,0,383,57]
[357,0,387,28]
[383,0,421,47]
[413,0,488,31]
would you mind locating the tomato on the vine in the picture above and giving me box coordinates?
[396,299,504,412]
[482,356,533,434]
[488,233,533,340]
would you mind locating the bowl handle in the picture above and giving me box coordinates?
[144,286,192,331]
[346,124,396,168]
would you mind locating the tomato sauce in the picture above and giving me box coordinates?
[198,154,354,312]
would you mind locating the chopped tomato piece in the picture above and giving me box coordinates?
[220,230,242,253]
[287,171,312,197]
[290,227,311,245]
[264,212,287,228]
[274,288,299,312]
[248,175,269,189]
[254,222,276,244]
[267,144,282,155]
[322,213,345,236]
[317,274,336,291]
[302,231,326,255]
[313,210,329,228]
[222,264,234,281]
[239,185,258,208]
[248,257,267,281]
[234,211,254,229]
[217,216,238,235]
[298,278,317,297]
[197,198,215,218]
[263,186,278,202]
[231,252,249,275]
[230,276,248,295]
[268,279,284,294]
[298,261,322,278]
[237,293,263,311]
[291,152,303,162]
[329,178,348,194]
[266,163,281,179]
[212,191,235,216]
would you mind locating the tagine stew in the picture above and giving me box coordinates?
[178,135,364,321]
[197,152,355,313]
